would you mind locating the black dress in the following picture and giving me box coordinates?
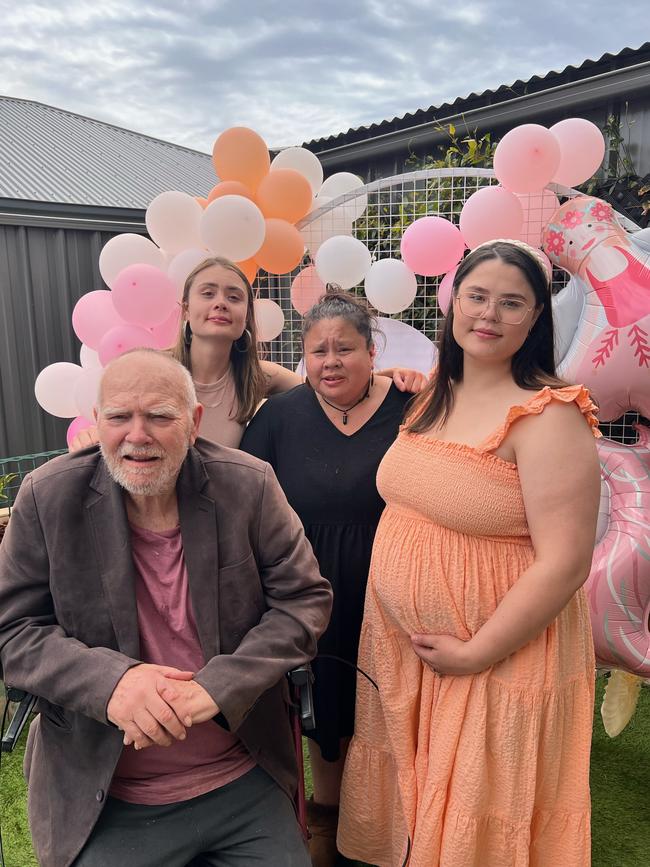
[240,383,410,761]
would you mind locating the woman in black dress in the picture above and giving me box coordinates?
[240,291,412,866]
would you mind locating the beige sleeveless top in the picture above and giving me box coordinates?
[193,368,245,449]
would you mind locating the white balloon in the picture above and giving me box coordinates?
[79,344,103,369]
[74,367,105,422]
[167,248,210,300]
[552,275,587,368]
[200,196,266,262]
[319,172,368,220]
[99,233,166,288]
[146,191,203,256]
[300,197,353,256]
[374,318,437,375]
[631,227,650,252]
[254,299,285,342]
[271,147,324,195]
[364,258,418,314]
[315,236,372,290]
[34,362,84,418]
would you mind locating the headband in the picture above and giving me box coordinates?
[469,238,552,285]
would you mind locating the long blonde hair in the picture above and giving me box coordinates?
[170,256,267,425]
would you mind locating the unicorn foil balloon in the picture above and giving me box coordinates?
[542,196,650,420]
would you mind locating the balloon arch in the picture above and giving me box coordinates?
[261,166,642,443]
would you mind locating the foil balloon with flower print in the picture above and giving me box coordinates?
[542,196,650,421]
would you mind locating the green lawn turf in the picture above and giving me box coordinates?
[1,679,648,867]
[590,678,650,867]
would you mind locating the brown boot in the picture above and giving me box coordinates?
[306,797,339,867]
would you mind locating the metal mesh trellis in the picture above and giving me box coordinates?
[0,450,66,511]
[253,167,645,443]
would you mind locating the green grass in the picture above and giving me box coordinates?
[0,722,37,867]
[1,680,648,867]
[591,678,650,867]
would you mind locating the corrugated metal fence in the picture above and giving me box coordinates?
[0,216,127,457]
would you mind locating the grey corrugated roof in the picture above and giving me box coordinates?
[304,43,650,152]
[0,97,215,208]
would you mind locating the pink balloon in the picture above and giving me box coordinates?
[98,324,158,366]
[400,216,465,277]
[148,305,182,349]
[459,187,523,249]
[72,290,126,350]
[516,190,560,247]
[493,124,561,194]
[550,118,606,187]
[111,264,178,327]
[437,267,457,313]
[66,416,94,448]
[291,265,326,314]
[587,429,650,675]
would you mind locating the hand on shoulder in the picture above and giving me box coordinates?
[68,426,99,452]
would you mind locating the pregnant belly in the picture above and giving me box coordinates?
[369,507,534,638]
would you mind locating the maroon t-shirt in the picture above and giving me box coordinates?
[109,523,255,805]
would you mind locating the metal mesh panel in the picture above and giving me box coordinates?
[254,168,645,443]
[0,449,66,510]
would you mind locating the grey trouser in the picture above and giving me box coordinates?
[72,766,310,867]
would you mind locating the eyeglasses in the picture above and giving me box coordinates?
[456,292,534,325]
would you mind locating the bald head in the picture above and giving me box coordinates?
[95,350,203,498]
[99,349,197,417]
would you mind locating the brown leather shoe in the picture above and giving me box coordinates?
[306,797,339,867]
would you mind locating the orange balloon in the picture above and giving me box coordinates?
[255,168,313,223]
[212,127,270,193]
[195,196,209,209]
[236,257,258,284]
[255,219,304,275]
[208,180,254,204]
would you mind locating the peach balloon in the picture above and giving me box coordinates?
[236,257,258,284]
[291,265,326,314]
[207,181,254,204]
[255,219,304,274]
[212,127,270,193]
[195,197,208,209]
[256,168,313,223]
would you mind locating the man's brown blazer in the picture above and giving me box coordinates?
[0,439,332,867]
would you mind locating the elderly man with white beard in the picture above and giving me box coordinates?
[0,348,332,867]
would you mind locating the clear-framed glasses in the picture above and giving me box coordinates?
[456,292,534,325]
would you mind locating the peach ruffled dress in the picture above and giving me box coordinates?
[338,386,600,867]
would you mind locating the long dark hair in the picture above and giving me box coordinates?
[170,256,267,425]
[407,241,566,434]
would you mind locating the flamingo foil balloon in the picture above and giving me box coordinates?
[542,195,650,723]
[543,196,650,421]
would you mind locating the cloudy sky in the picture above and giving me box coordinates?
[1,0,646,153]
